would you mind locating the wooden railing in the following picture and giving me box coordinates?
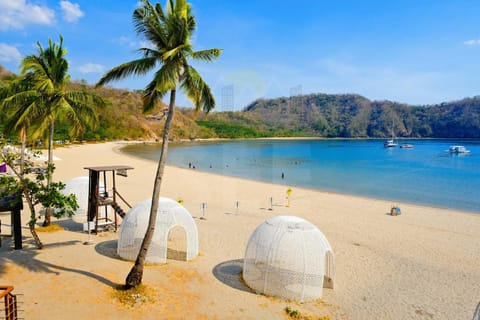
[0,286,22,320]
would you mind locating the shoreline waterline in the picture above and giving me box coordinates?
[119,139,480,214]
[117,146,476,217]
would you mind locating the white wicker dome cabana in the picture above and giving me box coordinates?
[61,176,107,221]
[117,197,198,264]
[61,176,90,220]
[243,215,334,302]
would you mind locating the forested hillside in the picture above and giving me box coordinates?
[236,94,480,138]
[2,65,480,140]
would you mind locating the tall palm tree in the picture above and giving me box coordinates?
[97,0,221,288]
[3,36,104,225]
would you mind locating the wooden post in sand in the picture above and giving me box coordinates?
[0,193,23,250]
[235,200,240,214]
[200,202,207,220]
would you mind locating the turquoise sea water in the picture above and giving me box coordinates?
[122,139,480,213]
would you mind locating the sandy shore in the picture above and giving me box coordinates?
[0,141,479,319]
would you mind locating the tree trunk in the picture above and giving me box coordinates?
[125,89,176,288]
[20,127,26,175]
[22,184,43,249]
[43,119,54,226]
[8,164,44,249]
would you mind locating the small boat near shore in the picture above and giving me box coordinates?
[384,120,397,148]
[384,139,397,148]
[400,144,413,149]
[448,145,470,154]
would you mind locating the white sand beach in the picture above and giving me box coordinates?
[0,141,479,319]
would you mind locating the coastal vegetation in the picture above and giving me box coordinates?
[0,145,78,249]
[0,36,104,226]
[3,64,480,141]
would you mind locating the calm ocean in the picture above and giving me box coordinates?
[122,139,480,213]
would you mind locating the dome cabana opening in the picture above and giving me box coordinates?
[117,197,198,264]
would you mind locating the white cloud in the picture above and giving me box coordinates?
[0,0,55,30]
[315,58,360,76]
[60,1,84,23]
[77,63,105,74]
[463,39,480,46]
[0,43,22,63]
[115,36,141,48]
[114,36,155,49]
[139,40,155,49]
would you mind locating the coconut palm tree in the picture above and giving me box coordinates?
[97,0,221,288]
[2,36,104,225]
[0,76,37,173]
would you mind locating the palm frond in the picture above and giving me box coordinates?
[162,44,190,61]
[191,48,222,62]
[142,86,167,113]
[60,97,99,137]
[141,62,179,113]
[155,61,180,92]
[96,57,157,86]
[133,1,168,49]
[139,47,162,58]
[181,65,215,113]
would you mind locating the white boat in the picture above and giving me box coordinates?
[384,120,397,148]
[384,139,397,148]
[448,145,470,154]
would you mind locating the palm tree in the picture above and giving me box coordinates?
[3,36,104,225]
[0,76,37,173]
[97,0,221,288]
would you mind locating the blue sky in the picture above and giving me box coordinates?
[1,0,480,111]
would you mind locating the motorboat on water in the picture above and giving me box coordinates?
[400,144,413,149]
[384,139,397,148]
[384,120,397,148]
[448,145,470,154]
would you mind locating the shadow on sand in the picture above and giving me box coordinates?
[95,239,122,260]
[212,259,254,294]
[95,239,187,262]
[0,238,119,287]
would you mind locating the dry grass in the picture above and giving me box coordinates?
[284,306,331,320]
[35,224,64,233]
[111,284,157,308]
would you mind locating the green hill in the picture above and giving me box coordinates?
[226,94,480,138]
[2,65,480,140]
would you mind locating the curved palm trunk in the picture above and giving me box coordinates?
[43,119,54,226]
[126,89,176,288]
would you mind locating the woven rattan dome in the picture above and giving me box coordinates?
[243,215,334,302]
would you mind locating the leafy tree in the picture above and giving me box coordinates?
[0,76,39,173]
[2,36,104,225]
[0,144,78,249]
[97,0,221,288]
